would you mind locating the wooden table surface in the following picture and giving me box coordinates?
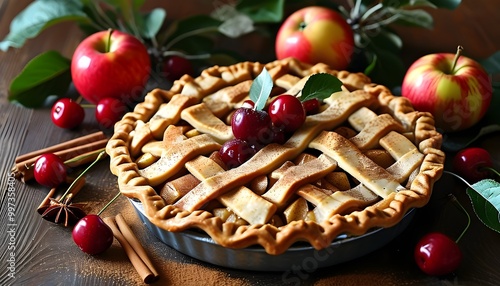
[1,1,499,285]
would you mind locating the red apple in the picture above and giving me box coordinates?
[275,6,355,70]
[71,29,151,104]
[402,46,492,132]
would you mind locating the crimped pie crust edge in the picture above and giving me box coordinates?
[106,58,445,255]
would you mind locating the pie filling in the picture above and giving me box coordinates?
[107,58,445,255]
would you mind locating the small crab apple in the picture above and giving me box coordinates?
[34,153,67,188]
[51,98,85,129]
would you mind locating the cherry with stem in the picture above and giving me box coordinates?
[414,192,469,276]
[72,191,122,255]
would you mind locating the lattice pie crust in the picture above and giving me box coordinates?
[107,58,445,255]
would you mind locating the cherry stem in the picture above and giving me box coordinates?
[482,166,500,178]
[59,150,107,202]
[63,148,106,165]
[448,194,471,243]
[97,191,121,216]
[75,96,83,105]
[79,104,96,109]
[450,45,463,74]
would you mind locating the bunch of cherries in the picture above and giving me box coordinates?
[34,152,114,255]
[218,94,319,168]
[414,146,498,276]
[51,97,127,130]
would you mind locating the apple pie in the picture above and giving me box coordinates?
[107,57,445,255]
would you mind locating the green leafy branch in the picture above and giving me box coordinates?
[1,0,285,108]
[332,0,463,87]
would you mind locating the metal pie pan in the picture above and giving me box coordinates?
[130,199,414,272]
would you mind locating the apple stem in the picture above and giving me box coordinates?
[106,28,114,53]
[448,194,471,244]
[450,45,463,74]
[97,191,121,216]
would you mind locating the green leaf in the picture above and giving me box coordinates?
[364,41,406,88]
[364,54,377,76]
[165,35,215,56]
[400,0,438,9]
[236,0,285,23]
[388,0,461,9]
[101,0,134,24]
[249,68,273,111]
[0,0,90,51]
[218,14,255,38]
[300,73,343,102]
[137,8,166,39]
[480,50,500,74]
[483,83,500,126]
[442,124,500,152]
[164,15,221,50]
[390,8,434,29]
[8,51,72,108]
[427,0,462,9]
[467,179,500,233]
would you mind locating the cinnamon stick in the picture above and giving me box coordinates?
[103,216,158,284]
[12,138,108,182]
[115,214,159,278]
[15,131,106,164]
[37,188,57,215]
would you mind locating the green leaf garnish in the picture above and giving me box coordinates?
[8,50,71,108]
[300,73,343,102]
[249,67,273,111]
[248,70,343,111]
[467,179,500,233]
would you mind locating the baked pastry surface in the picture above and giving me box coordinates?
[107,58,445,255]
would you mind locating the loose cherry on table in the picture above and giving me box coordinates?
[452,147,494,183]
[72,189,122,255]
[72,214,114,255]
[414,194,470,276]
[51,98,85,129]
[33,153,67,188]
[414,232,463,276]
[95,97,127,129]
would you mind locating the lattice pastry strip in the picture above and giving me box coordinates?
[107,58,445,255]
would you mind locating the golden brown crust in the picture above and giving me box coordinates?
[106,58,444,255]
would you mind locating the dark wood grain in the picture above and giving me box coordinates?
[1,1,499,285]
